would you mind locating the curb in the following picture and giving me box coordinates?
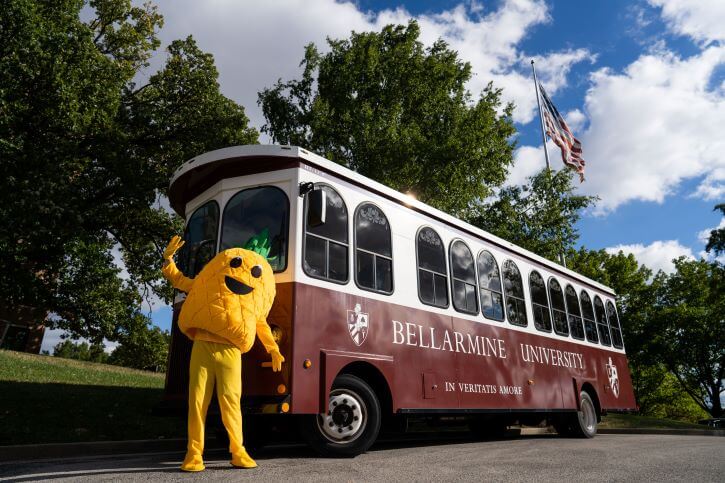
[521,427,724,437]
[0,439,225,464]
[598,428,725,436]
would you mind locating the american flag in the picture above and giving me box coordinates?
[538,83,586,182]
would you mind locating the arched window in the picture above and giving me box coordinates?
[450,240,478,314]
[580,291,599,343]
[179,201,219,278]
[565,284,585,340]
[529,271,552,332]
[606,301,624,349]
[221,186,289,272]
[354,203,393,294]
[417,227,448,307]
[477,251,504,321]
[303,185,348,283]
[502,260,527,327]
[594,296,612,346]
[548,278,569,336]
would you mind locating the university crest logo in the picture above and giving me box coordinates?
[347,303,369,346]
[606,357,620,398]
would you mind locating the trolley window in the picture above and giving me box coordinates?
[565,284,585,340]
[548,278,569,336]
[221,186,289,272]
[303,185,348,283]
[477,251,504,321]
[594,296,612,346]
[502,260,527,327]
[450,240,478,314]
[178,201,219,278]
[606,301,624,349]
[354,203,393,294]
[580,291,599,343]
[417,227,448,308]
[529,271,552,332]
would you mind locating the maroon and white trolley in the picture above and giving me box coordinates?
[161,145,636,456]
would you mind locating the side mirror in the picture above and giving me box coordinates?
[307,189,327,227]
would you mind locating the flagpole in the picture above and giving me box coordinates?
[531,60,552,171]
[531,59,567,267]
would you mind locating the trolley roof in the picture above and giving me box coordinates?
[169,145,615,296]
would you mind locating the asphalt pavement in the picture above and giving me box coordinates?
[1,434,723,482]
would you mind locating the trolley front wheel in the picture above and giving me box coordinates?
[299,374,381,457]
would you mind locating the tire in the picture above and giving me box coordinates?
[299,374,381,457]
[567,391,598,438]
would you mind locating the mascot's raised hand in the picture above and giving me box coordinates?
[161,230,283,472]
[163,235,185,262]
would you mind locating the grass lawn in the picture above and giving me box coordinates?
[0,349,186,445]
[600,413,707,430]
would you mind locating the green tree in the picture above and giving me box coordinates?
[650,258,724,417]
[0,0,258,344]
[258,21,516,218]
[53,339,108,363]
[108,315,170,372]
[705,203,725,255]
[470,169,596,263]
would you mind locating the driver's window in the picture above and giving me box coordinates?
[179,201,219,277]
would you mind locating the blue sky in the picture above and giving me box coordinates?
[42,0,725,349]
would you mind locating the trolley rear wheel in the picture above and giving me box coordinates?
[299,374,381,457]
[556,391,598,438]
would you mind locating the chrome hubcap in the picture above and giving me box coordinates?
[317,389,367,443]
[579,397,596,433]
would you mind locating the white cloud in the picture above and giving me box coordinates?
[648,0,725,45]
[606,240,694,274]
[572,46,725,213]
[149,0,591,132]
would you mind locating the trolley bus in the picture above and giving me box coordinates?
[161,145,636,456]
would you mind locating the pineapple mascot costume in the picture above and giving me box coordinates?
[161,233,284,472]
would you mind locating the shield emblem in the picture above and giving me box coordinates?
[347,303,369,346]
[606,357,620,398]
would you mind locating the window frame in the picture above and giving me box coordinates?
[579,289,599,344]
[594,295,612,347]
[353,202,394,295]
[476,249,505,322]
[548,277,570,337]
[564,284,585,341]
[448,239,479,315]
[302,183,350,285]
[606,300,625,349]
[415,226,450,309]
[502,259,528,327]
[529,270,553,333]
[179,199,220,278]
[220,185,290,273]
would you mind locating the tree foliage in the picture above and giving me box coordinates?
[258,21,516,218]
[471,169,596,263]
[649,258,725,417]
[0,0,258,343]
[705,203,725,255]
[53,339,108,363]
[107,315,170,372]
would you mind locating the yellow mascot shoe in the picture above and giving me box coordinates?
[180,453,205,472]
[231,447,258,469]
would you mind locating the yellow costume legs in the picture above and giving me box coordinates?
[181,340,256,472]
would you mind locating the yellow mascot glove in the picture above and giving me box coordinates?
[163,235,185,261]
[270,349,285,372]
